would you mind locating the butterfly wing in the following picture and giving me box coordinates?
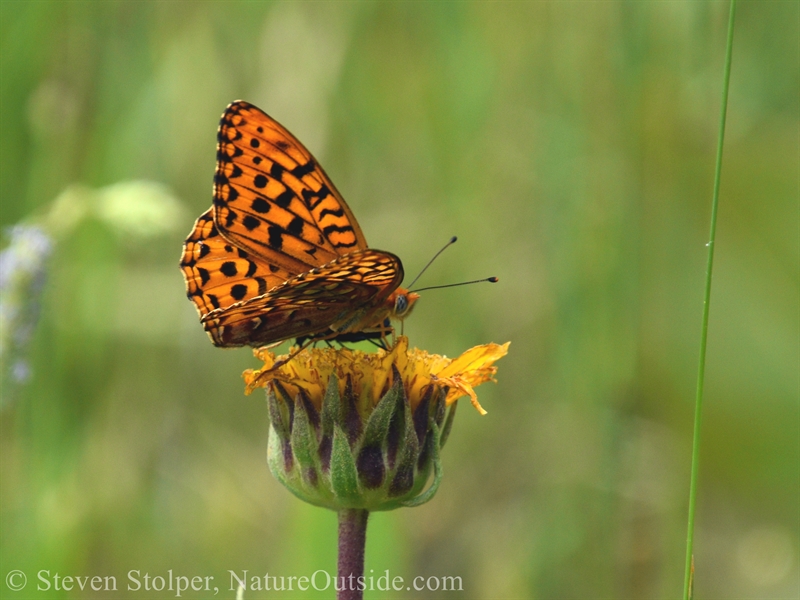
[213,101,367,273]
[200,249,403,347]
[180,209,294,318]
[182,101,405,348]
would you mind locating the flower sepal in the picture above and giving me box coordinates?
[265,371,447,512]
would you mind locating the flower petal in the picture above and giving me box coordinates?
[436,342,510,378]
[437,375,487,415]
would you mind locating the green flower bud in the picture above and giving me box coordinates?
[265,370,449,511]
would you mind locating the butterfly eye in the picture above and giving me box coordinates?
[394,294,409,317]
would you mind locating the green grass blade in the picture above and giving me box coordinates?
[683,2,737,598]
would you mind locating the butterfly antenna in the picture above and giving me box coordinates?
[411,277,498,293]
[407,236,458,290]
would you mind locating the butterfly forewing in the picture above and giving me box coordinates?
[214,101,367,273]
[201,249,403,347]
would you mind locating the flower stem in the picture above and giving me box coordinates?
[337,508,369,600]
[682,2,736,599]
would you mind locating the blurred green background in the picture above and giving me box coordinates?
[1,2,797,599]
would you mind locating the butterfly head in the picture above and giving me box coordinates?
[389,288,420,320]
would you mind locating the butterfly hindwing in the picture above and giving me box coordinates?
[200,249,403,347]
[213,101,367,273]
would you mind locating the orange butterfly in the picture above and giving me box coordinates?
[180,101,418,348]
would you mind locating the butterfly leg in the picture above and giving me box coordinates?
[380,319,396,349]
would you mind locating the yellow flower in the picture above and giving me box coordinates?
[244,336,508,511]
[243,337,509,416]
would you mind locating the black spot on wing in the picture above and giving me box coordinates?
[243,215,260,231]
[275,189,294,209]
[268,225,283,250]
[226,186,239,203]
[256,277,268,295]
[287,217,304,236]
[225,210,238,227]
[231,284,248,301]
[198,268,210,285]
[270,163,284,179]
[301,184,331,210]
[245,261,258,278]
[254,174,267,189]
[291,160,316,178]
[198,243,211,259]
[322,224,357,246]
[220,262,237,277]
[251,197,270,213]
[318,206,344,219]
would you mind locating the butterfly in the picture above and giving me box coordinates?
[180,101,418,348]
